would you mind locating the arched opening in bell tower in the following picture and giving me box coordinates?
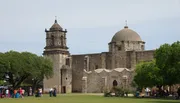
[51,35,55,46]
[61,36,64,47]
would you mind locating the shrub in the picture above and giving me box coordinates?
[113,87,124,97]
[104,90,112,97]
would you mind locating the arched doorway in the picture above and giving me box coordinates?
[113,80,118,87]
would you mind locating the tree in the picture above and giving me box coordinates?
[0,53,6,80]
[170,41,180,83]
[30,56,53,93]
[134,60,163,88]
[155,41,180,86]
[2,51,38,89]
[0,51,53,90]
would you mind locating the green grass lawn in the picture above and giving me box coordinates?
[0,94,179,103]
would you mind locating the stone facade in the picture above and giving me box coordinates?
[82,68,133,93]
[43,20,72,93]
[43,20,155,93]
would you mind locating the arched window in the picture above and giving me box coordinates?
[84,56,89,71]
[113,80,118,87]
[61,36,64,46]
[141,45,144,50]
[51,35,55,46]
[66,58,70,66]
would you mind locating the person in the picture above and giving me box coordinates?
[1,88,5,98]
[145,87,150,96]
[22,89,25,97]
[5,89,9,98]
[39,88,42,97]
[53,88,57,97]
[9,88,13,98]
[15,91,20,98]
[19,88,23,98]
[177,87,180,99]
[152,89,157,97]
[49,88,53,97]
[0,88,2,98]
[14,89,17,98]
[29,87,32,96]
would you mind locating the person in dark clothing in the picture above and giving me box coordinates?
[49,88,53,97]
[9,88,13,98]
[177,87,180,99]
[53,88,57,97]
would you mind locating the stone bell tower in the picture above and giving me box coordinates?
[43,19,72,93]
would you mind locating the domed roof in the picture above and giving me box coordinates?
[111,26,142,42]
[50,20,62,31]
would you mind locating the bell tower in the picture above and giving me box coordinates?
[44,19,68,52]
[43,19,72,93]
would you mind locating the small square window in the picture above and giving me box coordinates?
[95,65,98,69]
[118,46,121,50]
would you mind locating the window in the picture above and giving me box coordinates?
[66,58,70,66]
[51,35,55,46]
[113,80,118,86]
[61,36,64,46]
[118,46,121,51]
[95,65,98,69]
[141,45,144,50]
[84,56,89,71]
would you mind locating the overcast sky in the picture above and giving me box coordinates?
[0,0,180,55]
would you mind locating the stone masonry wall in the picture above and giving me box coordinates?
[71,53,103,92]
[113,51,127,68]
[84,69,133,93]
[88,53,102,70]
[43,53,68,93]
[105,52,112,69]
[71,55,84,92]
[136,50,155,63]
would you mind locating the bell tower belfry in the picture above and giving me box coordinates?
[43,19,72,93]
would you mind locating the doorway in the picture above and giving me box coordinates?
[113,80,118,87]
[62,86,66,93]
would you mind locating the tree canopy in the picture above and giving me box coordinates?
[155,41,180,86]
[0,50,53,90]
[134,41,180,88]
[134,60,162,88]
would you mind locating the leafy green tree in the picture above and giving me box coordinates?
[170,41,180,83]
[134,60,163,88]
[0,51,53,90]
[155,41,180,86]
[31,56,53,92]
[3,51,38,89]
[0,80,4,85]
[0,53,6,80]
[134,41,180,93]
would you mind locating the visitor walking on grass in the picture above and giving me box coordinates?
[5,89,9,97]
[19,87,23,98]
[49,88,53,97]
[53,88,57,97]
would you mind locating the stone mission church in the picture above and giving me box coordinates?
[43,19,155,93]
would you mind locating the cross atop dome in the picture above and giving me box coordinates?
[124,20,128,28]
[55,16,57,23]
[50,17,63,31]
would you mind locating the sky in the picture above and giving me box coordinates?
[0,0,180,55]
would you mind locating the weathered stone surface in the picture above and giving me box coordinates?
[43,20,155,93]
[43,20,72,93]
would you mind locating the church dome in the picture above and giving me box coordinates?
[50,20,63,31]
[111,26,142,42]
